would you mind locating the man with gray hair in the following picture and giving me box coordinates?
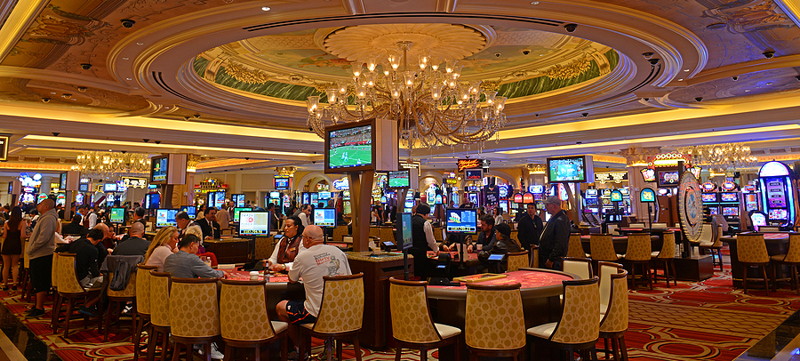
[112,222,149,255]
[538,196,571,270]
[26,198,58,317]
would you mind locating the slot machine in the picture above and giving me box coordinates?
[758,161,797,227]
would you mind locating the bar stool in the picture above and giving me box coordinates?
[770,232,800,292]
[736,233,771,294]
[651,231,677,287]
[220,279,287,361]
[465,282,525,361]
[169,277,221,361]
[53,253,101,337]
[623,233,653,290]
[599,268,630,361]
[133,264,158,361]
[298,273,365,361]
[50,253,62,332]
[567,233,586,258]
[506,250,529,272]
[589,234,620,262]
[147,271,172,361]
[389,277,461,361]
[699,225,724,271]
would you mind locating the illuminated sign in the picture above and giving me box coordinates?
[0,135,8,161]
[123,177,148,189]
[332,177,350,190]
[457,159,490,172]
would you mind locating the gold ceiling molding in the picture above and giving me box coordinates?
[0,0,48,62]
[542,56,593,80]
[0,162,72,171]
[775,0,800,27]
[224,62,271,84]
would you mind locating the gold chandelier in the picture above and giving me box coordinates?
[306,40,508,149]
[678,143,758,172]
[71,151,150,179]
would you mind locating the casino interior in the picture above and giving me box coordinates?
[1,0,800,360]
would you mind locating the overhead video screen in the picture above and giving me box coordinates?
[326,123,373,171]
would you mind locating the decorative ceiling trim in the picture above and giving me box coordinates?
[684,54,800,86]
[0,0,47,62]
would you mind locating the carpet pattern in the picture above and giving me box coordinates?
[1,251,799,360]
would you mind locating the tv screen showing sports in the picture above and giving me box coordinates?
[103,183,118,192]
[314,208,336,227]
[150,156,168,184]
[464,169,482,180]
[722,207,739,216]
[274,177,290,190]
[238,211,270,236]
[657,170,680,187]
[155,209,178,227]
[720,192,738,202]
[233,207,252,222]
[445,208,478,234]
[180,206,196,218]
[547,156,593,183]
[702,193,717,203]
[388,170,410,188]
[326,122,373,171]
[640,168,656,182]
[109,207,126,224]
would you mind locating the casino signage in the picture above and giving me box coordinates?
[457,159,490,172]
[0,134,8,161]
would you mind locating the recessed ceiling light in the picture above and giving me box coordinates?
[677,78,684,81]
[745,89,751,92]
[530,1,540,4]
[261,6,271,11]
[683,69,690,72]
[136,42,144,46]
[126,77,132,81]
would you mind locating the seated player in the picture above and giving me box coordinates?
[163,234,224,279]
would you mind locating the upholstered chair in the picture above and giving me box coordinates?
[298,273,365,361]
[133,264,157,361]
[699,225,724,271]
[169,277,221,361]
[771,232,800,292]
[506,250,529,272]
[220,279,288,361]
[736,233,771,294]
[590,234,620,262]
[567,233,586,258]
[465,282,526,361]
[53,253,100,337]
[147,271,172,361]
[562,257,593,280]
[599,268,630,361]
[651,231,677,287]
[624,233,653,289]
[50,253,62,331]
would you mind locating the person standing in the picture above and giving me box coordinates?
[297,204,312,227]
[409,204,439,279]
[215,204,231,232]
[26,198,59,317]
[538,197,571,270]
[517,203,544,250]
[2,207,25,290]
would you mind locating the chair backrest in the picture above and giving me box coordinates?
[313,273,364,334]
[598,261,623,315]
[652,223,668,228]
[369,227,381,239]
[656,231,676,259]
[784,233,800,263]
[760,226,780,232]
[737,233,768,264]
[567,233,585,258]
[589,234,617,261]
[506,250,529,272]
[136,264,158,315]
[379,227,395,244]
[51,253,61,290]
[169,277,220,338]
[551,277,600,344]
[711,225,723,247]
[628,223,645,228]
[389,277,441,343]
[332,225,349,243]
[465,282,526,350]
[254,236,271,260]
[562,257,593,279]
[625,233,652,261]
[433,227,444,242]
[56,253,85,294]
[220,279,277,341]
[149,271,172,327]
[107,271,137,298]
[698,224,713,243]
[600,269,629,333]
[529,246,540,268]
[607,224,618,235]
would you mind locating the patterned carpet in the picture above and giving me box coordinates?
[1,254,799,360]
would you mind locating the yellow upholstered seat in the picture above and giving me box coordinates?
[589,234,619,262]
[254,236,272,260]
[598,261,623,316]
[132,264,157,361]
[169,277,221,360]
[599,267,630,361]
[53,253,99,337]
[772,233,800,292]
[700,225,724,271]
[332,225,349,243]
[389,277,461,361]
[737,233,771,294]
[624,233,653,289]
[465,283,525,360]
[147,271,172,361]
[651,231,677,287]
[567,233,586,258]
[103,271,137,341]
[506,250,529,272]
[299,273,365,361]
[220,279,288,360]
[49,253,62,331]
[562,257,593,280]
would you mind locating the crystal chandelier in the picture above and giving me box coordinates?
[678,143,758,172]
[306,41,508,149]
[71,151,151,179]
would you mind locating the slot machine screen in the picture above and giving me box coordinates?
[769,209,788,220]
[445,209,478,234]
[722,207,739,216]
[155,209,178,227]
[709,207,719,215]
[233,207,253,222]
[720,193,738,202]
[238,211,270,236]
[313,208,336,227]
[109,208,126,224]
[702,193,717,203]
[180,206,196,219]
[657,171,680,187]
[765,180,787,208]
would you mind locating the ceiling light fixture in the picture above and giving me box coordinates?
[261,6,271,11]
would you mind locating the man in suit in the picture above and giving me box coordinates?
[195,207,220,239]
[538,196,571,270]
[517,203,544,250]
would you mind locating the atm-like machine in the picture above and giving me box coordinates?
[757,161,797,228]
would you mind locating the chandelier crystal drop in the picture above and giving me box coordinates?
[678,143,758,172]
[71,151,151,179]
[306,41,508,149]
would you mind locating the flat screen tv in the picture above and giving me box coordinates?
[388,170,410,188]
[325,121,374,172]
[464,169,483,180]
[396,212,413,250]
[720,192,738,202]
[78,183,89,192]
[722,207,739,216]
[656,170,680,187]
[150,156,169,184]
[314,208,336,227]
[213,191,226,209]
[180,205,196,219]
[445,208,478,234]
[640,168,656,182]
[103,183,118,192]
[155,209,178,227]
[238,211,270,236]
[145,193,160,209]
[59,173,67,190]
[318,191,331,200]
[109,207,126,224]
[701,193,718,203]
[547,156,593,183]
[274,176,291,190]
[233,207,252,222]
[231,194,246,208]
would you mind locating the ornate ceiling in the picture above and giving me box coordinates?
[0,0,798,173]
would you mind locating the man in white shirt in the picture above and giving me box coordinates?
[87,206,98,229]
[297,204,312,227]
[276,225,351,354]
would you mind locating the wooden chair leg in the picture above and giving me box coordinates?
[454,336,461,360]
[395,347,402,361]
[63,297,74,337]
[132,316,142,360]
[146,328,158,361]
[336,339,343,361]
[352,336,362,361]
[254,344,261,361]
[620,335,629,361]
[420,347,427,361]
[223,344,232,361]
[204,342,212,361]
[160,330,170,361]
[170,342,181,361]
[762,265,771,294]
[742,265,749,294]
[280,333,288,361]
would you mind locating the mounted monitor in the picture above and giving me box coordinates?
[180,205,196,219]
[464,169,483,181]
[155,208,179,227]
[314,208,337,227]
[274,176,291,190]
[547,155,594,183]
[103,183,118,192]
[639,188,656,203]
[324,118,398,173]
[395,212,413,250]
[231,194,246,207]
[150,156,169,185]
[640,168,656,183]
[238,211,270,237]
[388,169,411,188]
[145,193,160,209]
[656,169,681,188]
[233,207,253,222]
[109,207,126,224]
[610,190,623,202]
[445,208,478,234]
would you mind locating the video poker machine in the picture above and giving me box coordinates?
[758,161,797,227]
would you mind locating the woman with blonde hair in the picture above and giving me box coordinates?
[144,226,178,272]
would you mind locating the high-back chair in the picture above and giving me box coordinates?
[147,271,172,361]
[562,257,593,279]
[529,245,540,268]
[53,253,100,337]
[700,225,724,271]
[465,282,526,361]
[379,227,395,244]
[652,223,668,228]
[132,264,157,361]
[589,234,620,262]
[332,225,349,243]
[628,223,645,229]
[102,255,141,341]
[624,233,653,290]
[220,279,288,361]
[736,233,771,294]
[567,233,586,258]
[771,233,800,292]
[389,278,461,361]
[697,223,713,245]
[506,250,529,272]
[49,253,62,332]
[651,231,677,287]
[169,277,221,361]
[598,261,623,316]
[599,268,630,361]
[299,273,365,361]
[527,277,600,361]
